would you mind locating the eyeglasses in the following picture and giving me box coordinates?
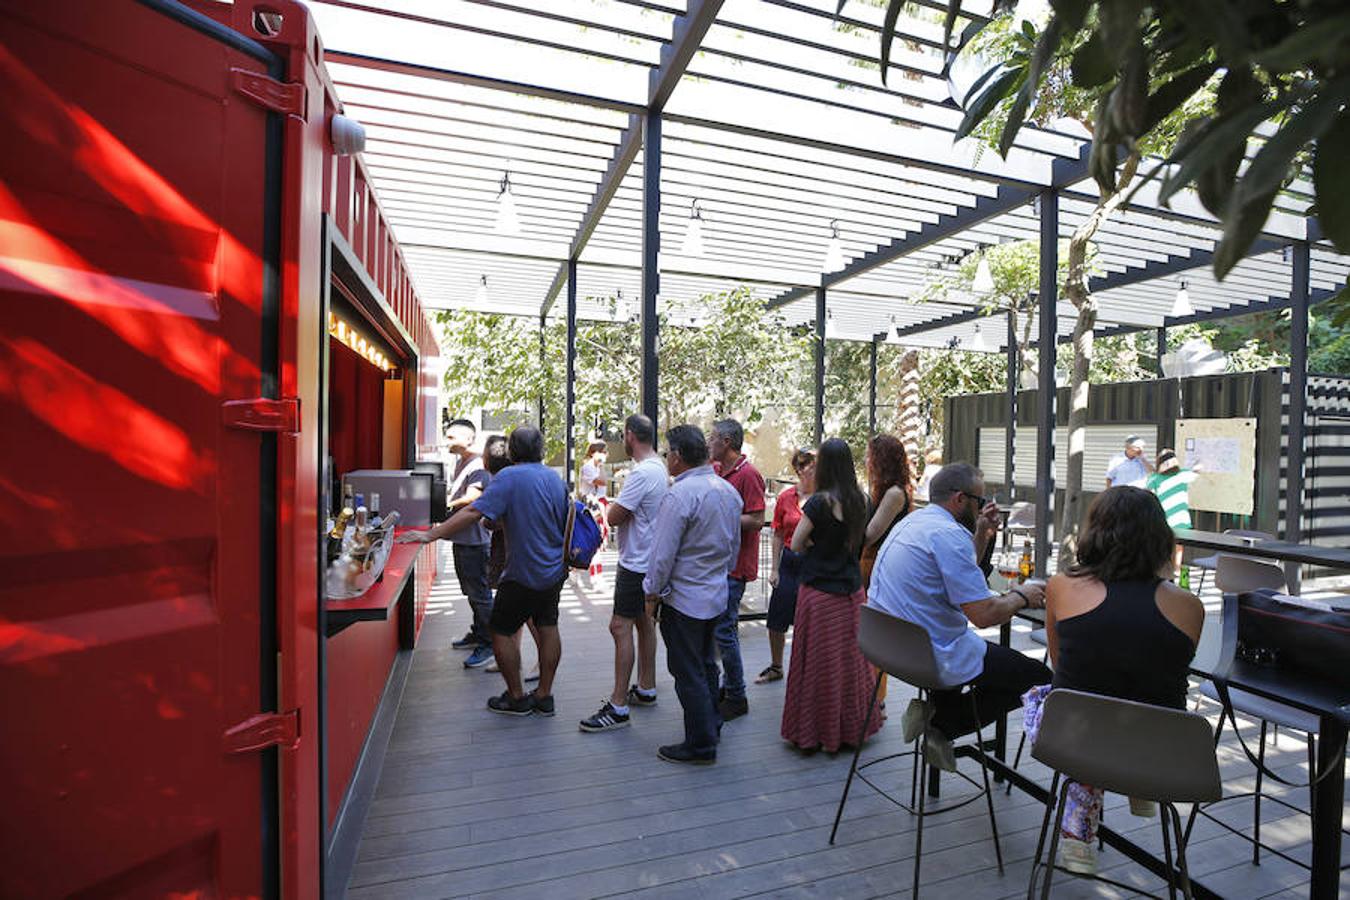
[961,491,990,508]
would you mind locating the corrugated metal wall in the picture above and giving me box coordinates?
[946,368,1348,545]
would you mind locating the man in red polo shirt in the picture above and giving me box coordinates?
[708,418,766,721]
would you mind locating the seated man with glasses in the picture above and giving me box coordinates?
[868,462,1050,771]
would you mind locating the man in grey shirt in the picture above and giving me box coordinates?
[444,418,495,669]
[643,424,743,765]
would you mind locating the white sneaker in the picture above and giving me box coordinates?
[1128,797,1157,818]
[1057,837,1098,875]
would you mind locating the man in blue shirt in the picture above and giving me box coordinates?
[643,425,743,765]
[868,462,1049,771]
[400,426,568,717]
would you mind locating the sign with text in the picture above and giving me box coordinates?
[1177,418,1257,515]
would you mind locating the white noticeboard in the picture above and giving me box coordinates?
[1176,418,1257,515]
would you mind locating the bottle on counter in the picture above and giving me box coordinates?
[327,506,354,564]
[369,492,382,529]
[1018,539,1033,583]
[342,482,354,514]
[1178,565,1190,590]
[349,506,373,570]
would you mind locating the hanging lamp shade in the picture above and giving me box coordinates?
[1171,281,1193,318]
[614,290,630,322]
[825,308,839,339]
[495,173,522,235]
[474,274,489,306]
[970,322,989,353]
[972,255,995,293]
[680,200,706,257]
[822,219,845,273]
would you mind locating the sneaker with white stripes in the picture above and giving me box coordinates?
[579,700,630,733]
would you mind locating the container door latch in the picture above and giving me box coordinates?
[231,68,307,118]
[224,710,301,754]
[223,397,300,434]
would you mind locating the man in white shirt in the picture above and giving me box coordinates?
[580,415,669,733]
[1104,435,1151,488]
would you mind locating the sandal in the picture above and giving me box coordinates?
[755,664,783,684]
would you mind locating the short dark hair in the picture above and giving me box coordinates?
[1069,486,1174,582]
[789,447,815,473]
[483,435,510,474]
[712,418,743,451]
[508,426,545,463]
[666,424,708,467]
[625,414,655,447]
[446,418,476,434]
[586,440,608,456]
[929,461,981,503]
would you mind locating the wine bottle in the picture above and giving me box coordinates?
[328,506,354,564]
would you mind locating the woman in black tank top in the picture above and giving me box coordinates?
[1023,487,1204,876]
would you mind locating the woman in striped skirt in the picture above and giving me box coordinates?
[780,438,883,752]
[1145,449,1199,577]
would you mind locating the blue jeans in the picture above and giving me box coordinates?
[659,604,721,757]
[452,543,494,646]
[715,576,747,700]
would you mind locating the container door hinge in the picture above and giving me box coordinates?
[223,397,301,433]
[224,710,301,754]
[231,68,307,118]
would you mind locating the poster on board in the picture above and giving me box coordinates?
[1175,418,1257,515]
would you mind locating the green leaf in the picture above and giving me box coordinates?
[1213,186,1279,280]
[1097,0,1144,67]
[955,66,1022,140]
[1140,61,1219,136]
[1314,112,1350,253]
[1156,96,1292,208]
[1021,19,1037,42]
[1250,12,1350,74]
[1327,285,1350,330]
[1049,0,1090,33]
[1239,85,1347,216]
[997,16,1064,158]
[879,0,908,86]
[1070,31,1114,88]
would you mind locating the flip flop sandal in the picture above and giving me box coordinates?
[755,664,783,684]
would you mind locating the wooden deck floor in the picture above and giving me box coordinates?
[342,547,1344,899]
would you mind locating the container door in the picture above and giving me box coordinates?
[0,3,281,896]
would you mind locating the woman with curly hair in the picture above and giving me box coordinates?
[859,434,914,704]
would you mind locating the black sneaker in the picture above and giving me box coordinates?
[718,694,748,721]
[486,691,533,716]
[579,700,630,732]
[451,632,478,649]
[658,743,715,765]
[627,685,658,707]
[530,692,556,717]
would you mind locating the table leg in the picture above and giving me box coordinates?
[993,622,1011,783]
[1309,715,1346,900]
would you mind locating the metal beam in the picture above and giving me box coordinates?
[1006,309,1017,501]
[1287,242,1310,559]
[891,305,991,339]
[814,286,826,445]
[1088,284,1341,343]
[541,0,724,315]
[1086,236,1287,296]
[1034,190,1058,577]
[565,259,578,492]
[868,335,878,438]
[641,113,661,429]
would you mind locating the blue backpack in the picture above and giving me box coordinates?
[563,499,602,569]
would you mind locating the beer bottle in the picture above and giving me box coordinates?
[1018,539,1033,583]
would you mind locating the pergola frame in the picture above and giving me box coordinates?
[311,0,1346,572]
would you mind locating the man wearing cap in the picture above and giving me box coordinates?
[1105,435,1152,488]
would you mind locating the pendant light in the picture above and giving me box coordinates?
[1171,280,1193,318]
[825,308,839,339]
[822,219,845,273]
[614,289,630,323]
[474,274,489,306]
[680,199,706,257]
[970,322,989,353]
[972,253,995,293]
[495,172,522,235]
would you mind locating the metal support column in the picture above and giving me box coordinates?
[1034,191,1058,577]
[1287,242,1310,589]
[564,259,578,492]
[640,113,661,432]
[1006,309,1018,502]
[868,336,878,438]
[814,285,826,445]
[1155,326,1167,376]
[537,314,546,432]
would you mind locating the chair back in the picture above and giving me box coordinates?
[1215,555,1286,594]
[1031,689,1222,803]
[857,605,945,691]
[1223,528,1275,543]
[1006,502,1035,529]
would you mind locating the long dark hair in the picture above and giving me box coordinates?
[814,438,867,556]
[1068,486,1174,582]
[867,433,912,510]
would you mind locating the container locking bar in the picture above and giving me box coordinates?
[222,397,300,433]
[224,710,301,754]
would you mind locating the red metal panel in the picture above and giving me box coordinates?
[0,2,274,895]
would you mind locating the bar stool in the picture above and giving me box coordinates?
[1027,689,1222,900]
[829,606,1003,899]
